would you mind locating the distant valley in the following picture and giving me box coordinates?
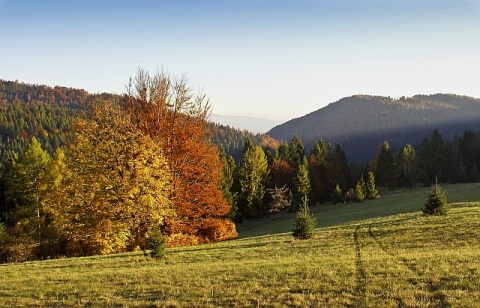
[210,114,283,134]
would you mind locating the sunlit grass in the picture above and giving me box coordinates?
[1,184,479,307]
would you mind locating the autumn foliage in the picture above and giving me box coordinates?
[0,71,237,261]
[123,69,236,246]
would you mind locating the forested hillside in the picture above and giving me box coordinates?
[268,94,480,163]
[0,80,271,161]
[0,80,120,158]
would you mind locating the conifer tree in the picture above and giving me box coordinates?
[355,178,365,202]
[332,184,343,204]
[4,137,52,238]
[365,171,378,199]
[397,144,417,188]
[292,196,316,240]
[292,155,311,210]
[288,135,305,171]
[309,140,329,204]
[219,150,237,219]
[236,138,269,219]
[375,141,396,189]
[423,180,448,215]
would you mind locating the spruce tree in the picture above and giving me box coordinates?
[236,138,269,219]
[292,196,316,240]
[292,155,311,210]
[423,180,448,215]
[365,171,378,199]
[375,141,396,189]
[355,180,365,202]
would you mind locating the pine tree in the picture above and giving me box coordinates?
[423,180,448,215]
[292,196,316,240]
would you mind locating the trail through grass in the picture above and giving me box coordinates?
[1,184,479,307]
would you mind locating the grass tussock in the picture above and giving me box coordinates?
[0,183,479,307]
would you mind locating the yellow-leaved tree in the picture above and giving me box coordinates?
[47,100,173,256]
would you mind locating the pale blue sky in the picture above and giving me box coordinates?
[0,1,479,120]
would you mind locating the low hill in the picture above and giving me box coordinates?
[1,183,479,306]
[267,94,480,163]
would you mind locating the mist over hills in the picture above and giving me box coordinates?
[267,94,480,163]
[210,114,282,134]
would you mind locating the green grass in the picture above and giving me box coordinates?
[1,183,479,307]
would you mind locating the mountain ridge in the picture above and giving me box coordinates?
[267,94,480,163]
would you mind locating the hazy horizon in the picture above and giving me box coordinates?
[1,1,479,121]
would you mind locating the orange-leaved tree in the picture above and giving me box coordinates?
[123,69,237,246]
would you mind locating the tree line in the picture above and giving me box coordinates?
[222,128,480,222]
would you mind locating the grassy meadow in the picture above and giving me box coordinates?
[1,183,479,307]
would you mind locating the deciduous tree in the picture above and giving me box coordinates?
[123,69,236,245]
[48,101,173,255]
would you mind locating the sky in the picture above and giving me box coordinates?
[0,1,479,120]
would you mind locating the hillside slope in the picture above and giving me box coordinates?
[1,184,479,307]
[268,94,480,163]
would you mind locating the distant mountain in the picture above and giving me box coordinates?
[267,94,480,163]
[210,114,283,134]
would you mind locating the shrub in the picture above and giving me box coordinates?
[423,181,448,215]
[0,236,38,263]
[146,230,166,259]
[292,197,316,240]
[200,218,238,242]
[164,233,199,248]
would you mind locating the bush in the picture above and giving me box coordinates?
[146,230,166,259]
[423,182,448,215]
[200,218,238,242]
[0,236,38,263]
[292,197,316,240]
